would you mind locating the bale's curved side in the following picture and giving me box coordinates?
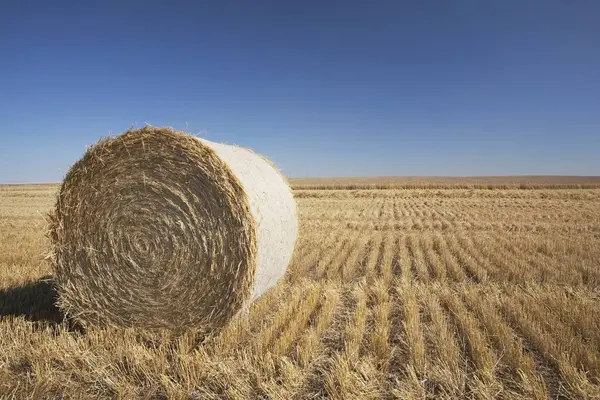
[49,127,259,330]
[199,138,298,302]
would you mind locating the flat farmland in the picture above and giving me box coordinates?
[1,183,600,399]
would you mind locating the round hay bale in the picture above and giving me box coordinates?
[49,126,298,331]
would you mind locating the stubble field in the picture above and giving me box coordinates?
[1,181,599,399]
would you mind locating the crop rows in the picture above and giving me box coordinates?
[0,186,599,398]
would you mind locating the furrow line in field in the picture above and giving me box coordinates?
[445,234,487,283]
[420,286,467,398]
[340,235,370,283]
[440,288,504,398]
[461,288,549,399]
[421,234,447,282]
[324,231,362,282]
[432,233,467,282]
[322,284,379,399]
[390,283,427,397]
[287,226,344,283]
[406,234,430,283]
[500,296,600,399]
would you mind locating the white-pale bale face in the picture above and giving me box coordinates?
[198,138,298,303]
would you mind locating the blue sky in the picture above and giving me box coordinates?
[1,1,599,182]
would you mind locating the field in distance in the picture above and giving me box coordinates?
[1,180,599,398]
[290,175,600,189]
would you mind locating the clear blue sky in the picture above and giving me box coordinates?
[1,1,599,183]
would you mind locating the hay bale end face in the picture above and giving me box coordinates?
[49,127,298,330]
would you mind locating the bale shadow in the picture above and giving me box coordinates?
[0,276,64,324]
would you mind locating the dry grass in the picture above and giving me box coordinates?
[1,181,600,398]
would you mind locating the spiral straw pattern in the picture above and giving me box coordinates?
[49,127,266,330]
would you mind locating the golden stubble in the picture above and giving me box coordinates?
[1,183,599,398]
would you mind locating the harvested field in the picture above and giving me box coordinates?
[1,182,600,398]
